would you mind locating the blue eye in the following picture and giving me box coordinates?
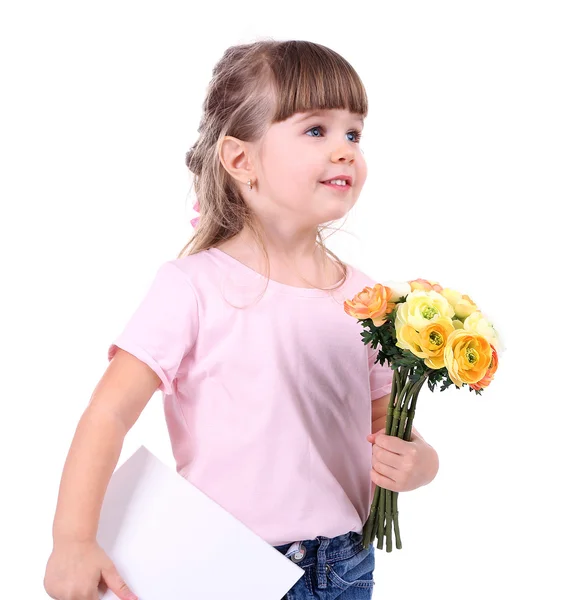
[305,125,362,143]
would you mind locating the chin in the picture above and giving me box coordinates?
[318,207,350,224]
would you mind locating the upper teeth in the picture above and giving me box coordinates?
[325,179,348,186]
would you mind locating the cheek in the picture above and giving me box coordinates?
[285,156,321,187]
[357,156,368,187]
[266,145,312,183]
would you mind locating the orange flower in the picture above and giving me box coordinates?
[470,344,499,391]
[409,278,443,293]
[344,284,396,327]
[444,329,492,388]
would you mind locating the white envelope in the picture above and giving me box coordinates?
[96,445,304,599]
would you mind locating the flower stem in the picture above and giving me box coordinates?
[389,370,416,550]
[394,373,429,550]
[362,366,432,552]
[381,368,399,550]
[405,372,430,441]
[362,485,380,549]
[385,488,394,551]
[384,367,413,550]
[376,477,385,549]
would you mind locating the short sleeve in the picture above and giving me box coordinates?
[368,343,394,401]
[107,261,199,395]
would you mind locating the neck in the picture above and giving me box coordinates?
[237,223,325,265]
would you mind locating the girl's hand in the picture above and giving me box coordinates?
[366,426,439,492]
[44,539,138,600]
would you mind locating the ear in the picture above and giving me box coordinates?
[218,135,255,186]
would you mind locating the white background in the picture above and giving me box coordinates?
[1,1,585,598]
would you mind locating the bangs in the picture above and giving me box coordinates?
[268,41,368,123]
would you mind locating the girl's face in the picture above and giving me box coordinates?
[253,108,367,229]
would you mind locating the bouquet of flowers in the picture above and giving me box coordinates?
[344,278,503,552]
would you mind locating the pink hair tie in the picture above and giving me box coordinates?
[190,198,201,228]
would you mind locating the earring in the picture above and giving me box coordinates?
[247,179,253,190]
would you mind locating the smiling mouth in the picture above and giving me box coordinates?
[321,181,352,191]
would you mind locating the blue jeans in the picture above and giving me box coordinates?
[272,530,375,599]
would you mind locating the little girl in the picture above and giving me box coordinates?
[44,39,438,600]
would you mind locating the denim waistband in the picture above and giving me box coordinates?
[272,530,366,590]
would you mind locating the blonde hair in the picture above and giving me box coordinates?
[179,39,368,298]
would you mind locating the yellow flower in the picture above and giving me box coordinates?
[395,289,455,332]
[396,317,455,369]
[463,310,501,351]
[444,329,492,388]
[344,284,397,327]
[440,288,478,320]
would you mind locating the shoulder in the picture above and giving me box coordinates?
[167,249,210,274]
[133,252,213,309]
[163,249,216,291]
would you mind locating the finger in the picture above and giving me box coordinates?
[367,428,385,443]
[375,432,409,455]
[371,467,399,492]
[373,444,402,470]
[372,456,399,481]
[410,425,422,440]
[101,564,138,600]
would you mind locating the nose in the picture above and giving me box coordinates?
[330,143,355,163]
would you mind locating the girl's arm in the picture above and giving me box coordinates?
[52,348,162,545]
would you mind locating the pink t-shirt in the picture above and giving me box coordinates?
[107,247,393,546]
